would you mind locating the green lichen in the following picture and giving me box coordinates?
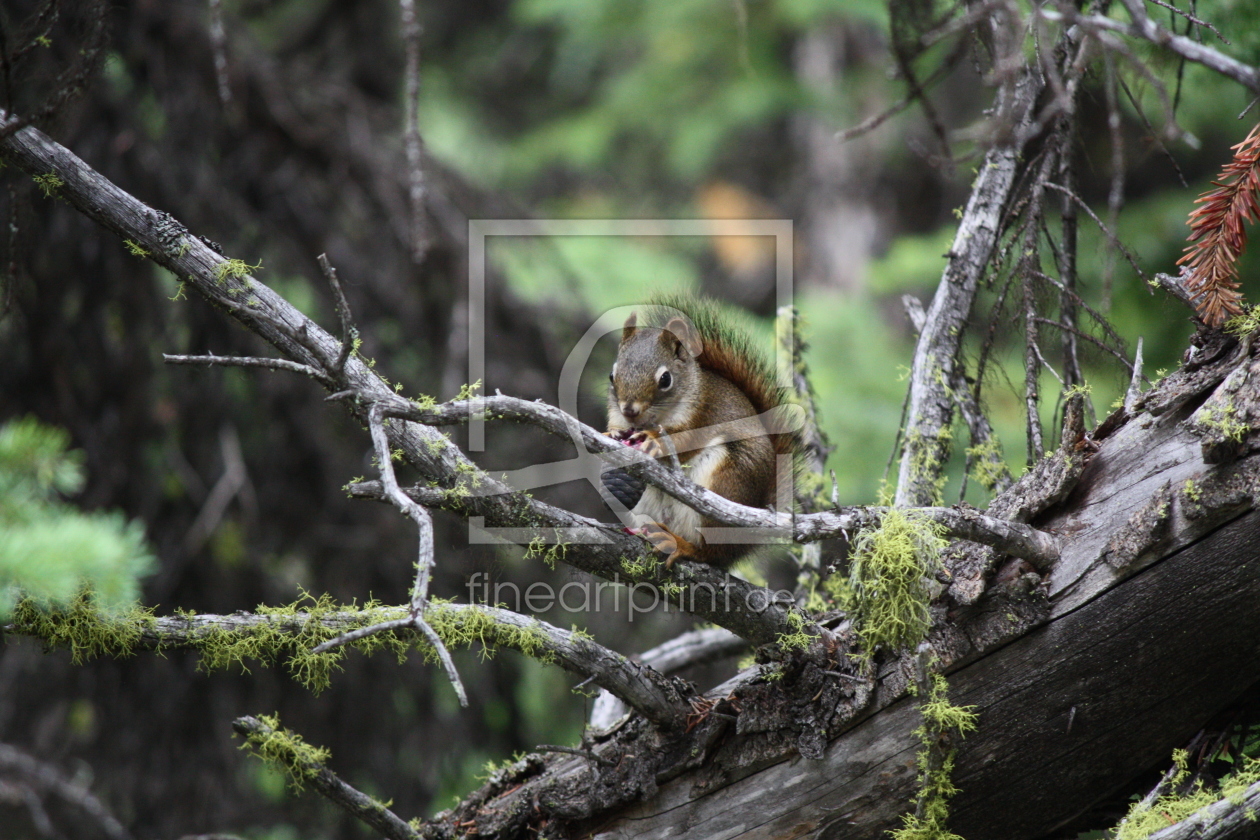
[237,714,331,793]
[193,592,406,692]
[9,593,156,664]
[1113,750,1260,840]
[1063,382,1092,400]
[775,607,814,651]
[123,240,150,258]
[844,509,948,657]
[620,553,662,578]
[1225,307,1260,338]
[519,536,569,574]
[892,673,978,840]
[455,380,483,400]
[425,600,552,664]
[1199,405,1249,443]
[32,171,63,197]
[964,438,1009,493]
[168,282,187,302]
[1183,479,1202,505]
[903,428,952,506]
[214,258,262,284]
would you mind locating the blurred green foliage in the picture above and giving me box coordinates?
[418,0,1260,511]
[0,417,154,615]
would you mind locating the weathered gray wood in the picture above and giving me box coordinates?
[585,510,1260,840]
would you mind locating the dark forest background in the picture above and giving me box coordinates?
[2,1,1258,837]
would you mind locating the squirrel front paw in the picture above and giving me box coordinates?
[624,429,666,459]
[641,523,696,568]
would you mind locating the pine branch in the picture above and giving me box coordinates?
[1177,123,1260,326]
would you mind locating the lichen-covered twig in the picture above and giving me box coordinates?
[233,715,423,840]
[7,599,692,729]
[345,402,467,706]
[895,68,1041,507]
[377,394,1059,567]
[903,295,1014,496]
[589,626,745,729]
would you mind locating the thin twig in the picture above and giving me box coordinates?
[163,353,332,384]
[365,402,466,706]
[232,716,422,840]
[317,253,357,376]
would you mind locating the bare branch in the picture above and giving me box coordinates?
[0,743,131,840]
[1126,336,1146,413]
[590,627,746,730]
[1040,4,1260,93]
[317,253,357,376]
[366,402,466,706]
[163,352,332,384]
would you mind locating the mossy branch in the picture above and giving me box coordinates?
[233,715,423,840]
[375,395,1059,568]
[7,596,692,727]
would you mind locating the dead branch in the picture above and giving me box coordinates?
[895,67,1040,506]
[232,716,423,840]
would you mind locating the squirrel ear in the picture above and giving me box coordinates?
[664,316,703,359]
[622,312,638,342]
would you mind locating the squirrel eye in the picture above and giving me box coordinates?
[658,370,673,391]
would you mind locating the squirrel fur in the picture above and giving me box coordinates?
[605,295,798,567]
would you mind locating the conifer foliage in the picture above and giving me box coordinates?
[1178,123,1260,326]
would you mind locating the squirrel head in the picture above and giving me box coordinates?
[609,312,703,428]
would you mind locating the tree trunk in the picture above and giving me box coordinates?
[536,330,1260,840]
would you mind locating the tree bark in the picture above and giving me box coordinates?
[432,329,1260,840]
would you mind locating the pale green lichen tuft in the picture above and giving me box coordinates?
[964,438,1009,493]
[1199,405,1249,443]
[237,714,331,793]
[1225,307,1260,339]
[424,600,552,664]
[1112,749,1260,840]
[1063,382,1092,399]
[9,593,156,665]
[891,673,978,840]
[775,607,814,651]
[844,509,948,656]
[123,240,150,258]
[32,171,63,197]
[214,258,262,284]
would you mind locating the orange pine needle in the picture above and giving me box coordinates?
[1177,122,1260,326]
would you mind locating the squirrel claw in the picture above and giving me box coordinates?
[641,523,692,567]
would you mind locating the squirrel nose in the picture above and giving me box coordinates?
[621,403,641,420]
